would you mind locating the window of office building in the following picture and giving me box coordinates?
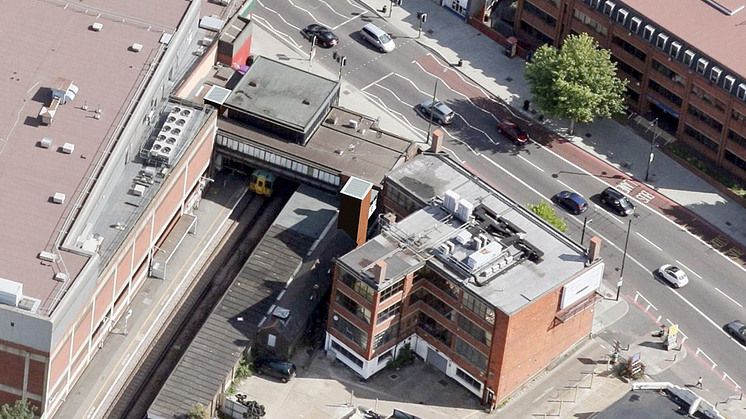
[458,314,492,347]
[373,323,399,350]
[411,288,455,321]
[648,80,682,107]
[331,341,365,367]
[523,1,557,26]
[339,271,375,302]
[691,85,726,113]
[332,313,369,350]
[456,368,482,390]
[455,337,488,371]
[729,130,746,149]
[733,109,746,123]
[377,301,402,324]
[651,60,685,86]
[725,150,746,172]
[417,312,453,346]
[414,266,459,299]
[519,21,554,45]
[335,292,372,324]
[386,185,420,215]
[611,36,646,62]
[684,125,719,152]
[462,292,495,325]
[688,105,723,133]
[572,10,607,35]
[380,279,404,302]
[614,58,642,81]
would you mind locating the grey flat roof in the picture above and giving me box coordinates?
[338,154,589,314]
[148,185,338,418]
[217,105,413,187]
[223,56,339,130]
[0,0,187,304]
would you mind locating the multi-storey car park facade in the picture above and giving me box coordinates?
[471,0,746,183]
[0,0,224,416]
[325,153,605,408]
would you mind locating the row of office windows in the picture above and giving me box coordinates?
[215,134,340,186]
[582,0,746,103]
[523,1,557,27]
[573,9,606,36]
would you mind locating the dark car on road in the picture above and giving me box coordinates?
[497,120,529,145]
[600,187,635,216]
[416,99,455,125]
[554,191,588,215]
[254,359,297,382]
[725,320,746,345]
[301,24,338,48]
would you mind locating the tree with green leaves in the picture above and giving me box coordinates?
[527,201,568,233]
[524,33,628,134]
[0,399,37,419]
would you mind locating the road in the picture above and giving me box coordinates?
[253,0,746,394]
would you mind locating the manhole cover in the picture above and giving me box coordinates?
[390,373,399,380]
[438,379,449,387]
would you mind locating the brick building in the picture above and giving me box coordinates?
[325,154,604,407]
[476,0,746,182]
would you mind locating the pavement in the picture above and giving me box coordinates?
[248,4,746,418]
[252,0,746,268]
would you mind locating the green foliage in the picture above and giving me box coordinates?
[527,201,568,233]
[524,33,627,127]
[387,343,415,369]
[0,399,37,419]
[225,382,237,396]
[235,356,253,381]
[187,403,209,419]
[669,143,746,197]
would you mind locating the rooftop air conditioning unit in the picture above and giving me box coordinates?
[39,251,57,262]
[0,277,23,307]
[443,190,459,213]
[349,120,359,130]
[456,199,474,222]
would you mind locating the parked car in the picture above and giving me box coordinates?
[416,99,455,125]
[600,187,635,216]
[360,23,395,52]
[553,191,588,214]
[656,264,689,288]
[301,24,338,48]
[724,320,746,345]
[497,120,529,145]
[253,359,296,382]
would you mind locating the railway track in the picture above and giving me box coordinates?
[103,181,295,419]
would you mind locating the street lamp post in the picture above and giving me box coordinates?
[337,55,347,82]
[645,118,659,182]
[123,308,133,335]
[426,79,438,144]
[580,217,592,247]
[616,218,633,301]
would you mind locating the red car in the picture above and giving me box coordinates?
[497,120,529,145]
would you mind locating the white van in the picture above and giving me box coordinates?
[361,23,395,53]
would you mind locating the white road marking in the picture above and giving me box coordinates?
[517,155,544,172]
[636,232,662,251]
[361,72,394,91]
[480,155,551,202]
[333,13,366,30]
[675,260,702,279]
[715,287,743,307]
[596,206,625,225]
[252,16,305,51]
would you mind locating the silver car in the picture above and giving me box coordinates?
[417,99,455,125]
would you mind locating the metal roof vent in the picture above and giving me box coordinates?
[40,137,53,148]
[326,115,339,125]
[348,120,359,130]
[302,99,311,105]
[131,43,143,53]
[54,272,69,282]
[62,143,75,154]
[90,22,103,31]
[39,251,57,262]
[53,192,66,204]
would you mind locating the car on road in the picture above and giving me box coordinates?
[656,264,689,288]
[416,99,455,125]
[724,320,746,345]
[553,191,588,214]
[497,120,529,145]
[254,359,297,382]
[301,24,338,48]
[360,23,395,53]
[600,187,635,216]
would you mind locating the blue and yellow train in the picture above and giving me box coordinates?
[249,169,277,197]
